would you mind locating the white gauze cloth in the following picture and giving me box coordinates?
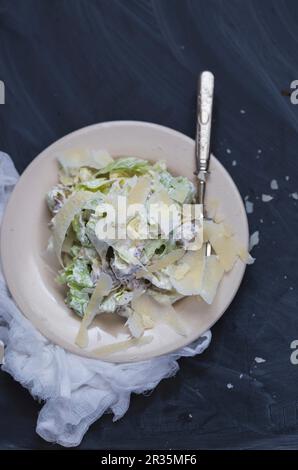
[0,152,211,447]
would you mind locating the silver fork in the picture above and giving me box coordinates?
[195,71,214,256]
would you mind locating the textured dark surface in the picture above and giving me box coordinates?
[0,0,298,450]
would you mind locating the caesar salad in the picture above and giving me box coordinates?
[46,149,252,350]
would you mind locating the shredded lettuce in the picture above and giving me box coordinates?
[95,157,150,176]
[66,287,90,317]
[57,258,93,289]
[159,171,195,204]
[77,178,114,193]
[143,239,167,261]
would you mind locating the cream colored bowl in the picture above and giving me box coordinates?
[0,121,249,362]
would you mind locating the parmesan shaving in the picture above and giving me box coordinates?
[199,255,224,304]
[163,305,187,336]
[148,188,172,206]
[211,235,239,271]
[85,226,109,268]
[148,249,185,272]
[131,294,159,323]
[203,220,227,243]
[91,335,153,357]
[75,273,113,348]
[61,229,75,254]
[126,311,145,338]
[204,220,254,270]
[58,148,113,170]
[173,262,191,280]
[132,294,186,336]
[136,249,185,278]
[169,248,205,295]
[238,247,255,265]
[128,176,151,206]
[126,305,156,338]
[53,191,98,265]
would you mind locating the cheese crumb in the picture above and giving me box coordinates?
[245,199,254,214]
[232,160,237,166]
[262,194,273,202]
[226,148,231,154]
[227,383,234,389]
[285,176,290,181]
[249,231,259,251]
[290,192,298,200]
[254,357,266,364]
[270,179,278,190]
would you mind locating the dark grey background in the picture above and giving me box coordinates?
[0,0,298,450]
